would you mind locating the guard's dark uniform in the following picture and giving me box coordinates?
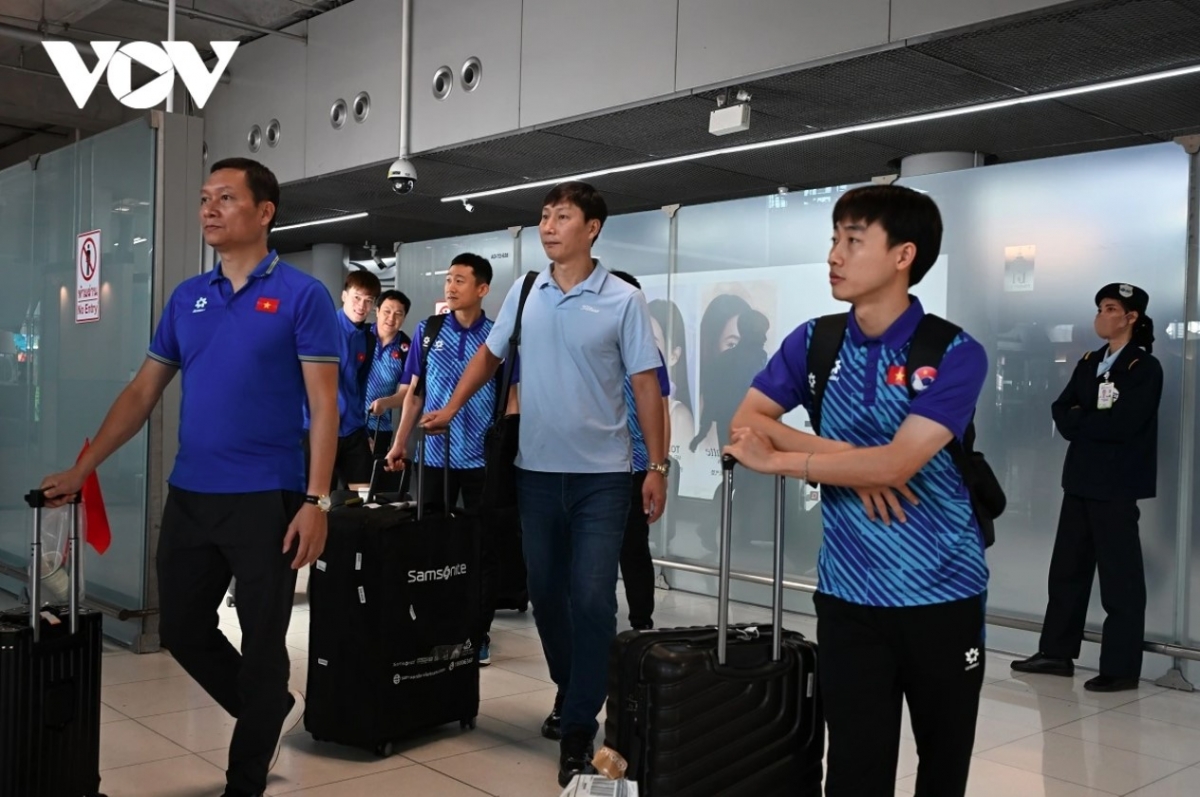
[1039,339,1162,678]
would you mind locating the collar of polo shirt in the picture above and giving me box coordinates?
[847,295,926,348]
[209,251,280,284]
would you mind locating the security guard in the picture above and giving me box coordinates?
[1012,283,1162,692]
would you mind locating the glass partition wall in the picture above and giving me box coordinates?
[0,120,157,645]
[400,142,1198,680]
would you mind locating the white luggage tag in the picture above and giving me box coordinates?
[803,483,821,512]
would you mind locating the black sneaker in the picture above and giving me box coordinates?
[541,692,564,740]
[222,789,262,797]
[557,730,596,787]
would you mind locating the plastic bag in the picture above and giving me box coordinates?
[29,505,85,605]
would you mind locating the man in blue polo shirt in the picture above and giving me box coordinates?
[305,271,380,489]
[725,185,989,797]
[421,182,666,788]
[386,252,498,661]
[41,158,340,797]
[364,289,413,458]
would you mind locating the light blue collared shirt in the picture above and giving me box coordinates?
[1096,344,1127,378]
[486,261,661,473]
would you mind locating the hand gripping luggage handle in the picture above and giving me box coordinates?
[23,490,82,642]
[717,456,787,665]
[414,428,452,521]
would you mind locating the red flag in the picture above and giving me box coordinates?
[256,297,280,313]
[75,439,111,555]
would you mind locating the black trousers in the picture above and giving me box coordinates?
[369,429,393,460]
[304,427,374,491]
[1039,494,1145,678]
[157,487,303,795]
[420,466,497,640]
[815,591,986,797]
[619,471,655,627]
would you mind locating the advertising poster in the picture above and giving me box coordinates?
[641,257,948,499]
[76,229,101,324]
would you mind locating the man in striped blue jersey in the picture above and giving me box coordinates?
[364,289,412,459]
[609,270,671,631]
[725,185,989,797]
[385,253,498,663]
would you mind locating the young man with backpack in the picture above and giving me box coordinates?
[385,253,498,665]
[725,184,992,797]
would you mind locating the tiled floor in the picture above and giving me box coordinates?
[11,577,1200,796]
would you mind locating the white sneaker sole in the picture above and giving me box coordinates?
[270,690,305,772]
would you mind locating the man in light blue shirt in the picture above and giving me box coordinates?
[422,182,666,788]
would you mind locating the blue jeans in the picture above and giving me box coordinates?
[516,469,631,739]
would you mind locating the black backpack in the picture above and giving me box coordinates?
[807,313,1006,547]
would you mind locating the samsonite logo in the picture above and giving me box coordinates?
[42,41,238,110]
[408,563,468,583]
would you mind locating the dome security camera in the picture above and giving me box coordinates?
[387,157,417,195]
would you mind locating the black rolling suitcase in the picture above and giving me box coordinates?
[603,458,823,796]
[0,491,106,797]
[305,435,481,756]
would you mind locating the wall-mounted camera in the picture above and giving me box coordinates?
[387,157,417,195]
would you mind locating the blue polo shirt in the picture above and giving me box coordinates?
[401,313,495,469]
[626,354,671,472]
[148,252,340,494]
[751,298,990,608]
[486,262,661,473]
[364,326,411,433]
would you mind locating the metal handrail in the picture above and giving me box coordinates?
[651,557,1200,663]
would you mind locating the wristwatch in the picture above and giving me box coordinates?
[305,494,332,513]
[647,460,672,477]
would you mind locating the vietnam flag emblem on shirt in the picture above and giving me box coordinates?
[256,297,280,313]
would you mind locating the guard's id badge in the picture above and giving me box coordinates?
[1098,378,1118,410]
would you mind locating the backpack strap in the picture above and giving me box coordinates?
[358,325,376,395]
[905,313,976,462]
[806,314,848,436]
[414,313,449,400]
[493,270,539,421]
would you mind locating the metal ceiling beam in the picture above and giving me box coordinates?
[0,21,93,54]
[119,0,307,42]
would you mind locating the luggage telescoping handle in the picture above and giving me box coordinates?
[23,489,82,642]
[717,456,787,665]
[414,427,452,521]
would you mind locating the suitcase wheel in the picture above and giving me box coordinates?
[518,602,528,613]
[460,716,477,730]
[375,741,396,758]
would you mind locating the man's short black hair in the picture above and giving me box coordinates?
[377,289,411,314]
[832,184,943,287]
[609,269,641,290]
[209,158,281,231]
[449,252,493,285]
[542,181,608,241]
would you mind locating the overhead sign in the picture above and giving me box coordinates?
[42,41,238,110]
[76,230,101,324]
